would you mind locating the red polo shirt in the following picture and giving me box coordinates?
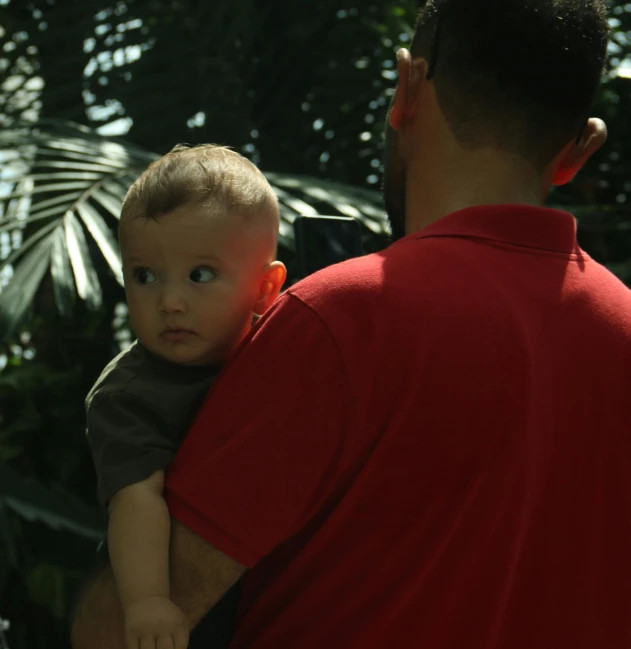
[165,205,631,649]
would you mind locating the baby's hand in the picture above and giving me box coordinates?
[124,596,189,649]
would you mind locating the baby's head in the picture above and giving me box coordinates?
[119,144,286,366]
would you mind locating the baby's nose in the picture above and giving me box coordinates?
[158,289,187,313]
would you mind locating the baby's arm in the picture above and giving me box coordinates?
[108,471,189,649]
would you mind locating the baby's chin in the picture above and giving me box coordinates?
[142,337,222,367]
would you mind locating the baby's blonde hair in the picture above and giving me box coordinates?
[121,144,279,226]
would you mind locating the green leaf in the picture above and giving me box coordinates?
[0,219,58,271]
[274,187,319,217]
[25,563,67,619]
[92,189,123,220]
[0,210,62,235]
[0,463,103,540]
[50,226,76,317]
[76,203,123,285]
[28,172,104,181]
[103,180,133,200]
[266,172,388,233]
[0,234,53,341]
[0,181,92,199]
[34,160,129,173]
[64,211,103,310]
[36,147,127,165]
[28,191,83,215]
[34,138,117,158]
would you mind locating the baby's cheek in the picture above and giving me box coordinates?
[217,304,254,344]
[127,298,155,340]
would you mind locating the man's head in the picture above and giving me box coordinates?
[119,144,286,366]
[384,0,610,240]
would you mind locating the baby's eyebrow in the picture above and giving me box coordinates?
[195,254,224,264]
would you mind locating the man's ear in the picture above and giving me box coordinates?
[389,49,427,131]
[253,261,287,316]
[552,118,608,186]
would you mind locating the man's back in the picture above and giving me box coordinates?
[166,205,631,649]
[239,205,631,648]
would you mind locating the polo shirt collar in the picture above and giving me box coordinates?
[413,204,580,255]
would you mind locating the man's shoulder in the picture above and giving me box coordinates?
[287,239,430,310]
[288,251,387,306]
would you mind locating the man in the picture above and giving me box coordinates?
[72,1,631,648]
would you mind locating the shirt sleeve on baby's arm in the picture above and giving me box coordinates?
[87,391,178,506]
[164,293,355,568]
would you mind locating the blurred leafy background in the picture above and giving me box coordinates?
[0,1,630,648]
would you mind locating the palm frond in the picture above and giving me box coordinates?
[0,235,52,341]
[63,211,103,311]
[0,462,103,541]
[49,227,75,318]
[0,119,388,342]
[0,120,155,340]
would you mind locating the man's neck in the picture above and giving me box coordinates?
[404,149,548,234]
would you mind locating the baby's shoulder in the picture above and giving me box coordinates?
[85,341,148,409]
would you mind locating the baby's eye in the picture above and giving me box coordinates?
[190,266,217,284]
[133,268,156,285]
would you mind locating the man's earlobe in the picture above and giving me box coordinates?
[390,51,428,132]
[552,118,607,187]
[389,49,412,131]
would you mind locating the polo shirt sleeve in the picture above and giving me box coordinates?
[87,391,178,507]
[164,293,353,567]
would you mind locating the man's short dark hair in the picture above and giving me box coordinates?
[411,0,610,168]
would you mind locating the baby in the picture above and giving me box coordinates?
[85,144,286,649]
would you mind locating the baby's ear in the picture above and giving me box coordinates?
[253,261,287,315]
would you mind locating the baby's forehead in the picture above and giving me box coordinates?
[120,201,269,231]
[120,202,278,260]
[180,203,278,246]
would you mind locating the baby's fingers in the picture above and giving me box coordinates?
[138,635,158,649]
[173,629,189,649]
[125,632,141,649]
[155,634,175,649]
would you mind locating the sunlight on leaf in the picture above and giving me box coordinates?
[0,462,102,540]
[93,188,124,219]
[0,235,52,341]
[50,227,76,317]
[64,212,103,310]
[0,219,58,272]
[76,203,123,285]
